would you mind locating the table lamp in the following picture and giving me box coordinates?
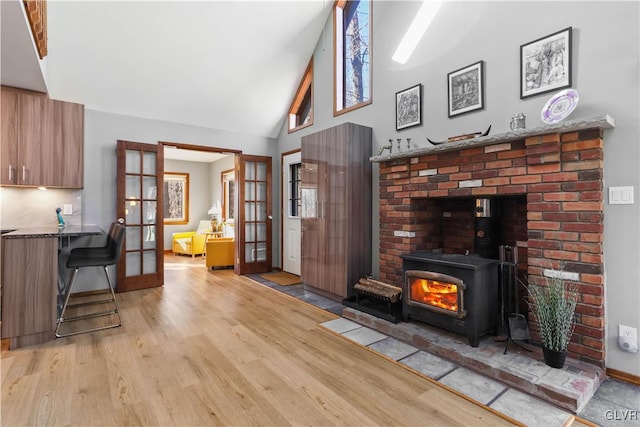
[208,201,222,231]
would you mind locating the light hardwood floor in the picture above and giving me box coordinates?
[2,256,519,426]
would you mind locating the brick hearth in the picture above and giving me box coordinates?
[372,115,615,368]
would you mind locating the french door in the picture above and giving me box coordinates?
[236,154,272,274]
[116,140,164,291]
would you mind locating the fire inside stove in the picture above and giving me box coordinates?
[405,270,467,318]
[410,278,459,312]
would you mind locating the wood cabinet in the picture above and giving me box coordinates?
[52,99,84,187]
[1,237,58,348]
[1,88,19,186]
[301,122,372,300]
[0,86,84,188]
[17,89,55,186]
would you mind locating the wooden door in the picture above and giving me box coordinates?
[236,154,272,274]
[116,140,164,291]
[0,87,19,185]
[18,91,55,186]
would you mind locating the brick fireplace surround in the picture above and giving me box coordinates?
[372,115,615,369]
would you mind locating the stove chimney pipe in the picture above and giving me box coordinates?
[474,198,501,259]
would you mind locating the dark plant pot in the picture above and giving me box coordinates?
[543,347,567,369]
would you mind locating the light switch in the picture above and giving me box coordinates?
[609,186,634,205]
[63,204,73,215]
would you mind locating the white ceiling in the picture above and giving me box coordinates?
[2,0,329,139]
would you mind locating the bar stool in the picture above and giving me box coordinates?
[55,222,126,338]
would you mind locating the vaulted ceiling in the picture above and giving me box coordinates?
[1,1,329,139]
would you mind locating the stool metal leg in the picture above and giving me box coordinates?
[55,266,122,338]
[56,268,79,337]
[102,265,122,327]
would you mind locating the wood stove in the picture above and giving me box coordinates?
[401,251,499,347]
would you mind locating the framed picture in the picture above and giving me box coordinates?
[163,172,189,224]
[448,60,484,117]
[520,27,572,99]
[396,84,422,131]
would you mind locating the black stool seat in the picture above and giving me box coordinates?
[56,222,125,338]
[67,247,118,267]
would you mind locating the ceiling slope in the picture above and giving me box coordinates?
[42,1,328,139]
[1,0,48,93]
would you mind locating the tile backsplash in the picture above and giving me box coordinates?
[0,188,83,227]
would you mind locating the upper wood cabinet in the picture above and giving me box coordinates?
[17,89,55,186]
[52,99,84,187]
[0,86,84,188]
[1,89,19,186]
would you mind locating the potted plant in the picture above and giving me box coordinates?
[526,271,579,368]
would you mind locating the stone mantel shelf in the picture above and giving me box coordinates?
[370,114,615,163]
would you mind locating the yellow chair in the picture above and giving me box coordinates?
[172,221,209,257]
[206,238,234,268]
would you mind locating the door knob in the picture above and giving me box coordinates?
[117,218,125,224]
[267,215,273,220]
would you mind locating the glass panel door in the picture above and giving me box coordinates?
[237,155,272,274]
[116,140,164,291]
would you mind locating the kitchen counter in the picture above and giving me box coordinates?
[1,224,105,350]
[1,224,103,239]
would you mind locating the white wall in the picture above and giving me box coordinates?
[275,1,640,376]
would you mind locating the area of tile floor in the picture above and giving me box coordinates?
[246,274,640,427]
[322,318,577,427]
[341,306,602,414]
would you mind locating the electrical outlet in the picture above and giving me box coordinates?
[620,325,636,338]
[618,324,638,353]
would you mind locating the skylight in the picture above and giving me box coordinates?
[392,1,443,64]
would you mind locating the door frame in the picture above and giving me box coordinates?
[159,141,241,264]
[281,149,301,275]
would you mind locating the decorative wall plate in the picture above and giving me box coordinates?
[541,89,579,124]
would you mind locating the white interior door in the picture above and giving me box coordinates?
[282,151,301,275]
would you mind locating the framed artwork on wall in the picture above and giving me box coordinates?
[396,84,422,131]
[520,27,572,99]
[163,172,189,224]
[448,60,484,117]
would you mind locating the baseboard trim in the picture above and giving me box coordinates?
[607,368,640,386]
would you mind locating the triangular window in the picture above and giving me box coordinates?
[288,58,314,133]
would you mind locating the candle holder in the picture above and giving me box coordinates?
[407,138,412,150]
[396,138,402,152]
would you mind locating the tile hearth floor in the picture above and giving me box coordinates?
[246,275,640,427]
